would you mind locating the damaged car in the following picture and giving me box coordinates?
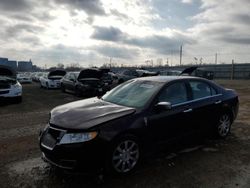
[39,76,238,174]
[61,68,109,97]
[40,70,66,89]
[0,65,22,103]
[17,73,32,84]
[117,69,158,83]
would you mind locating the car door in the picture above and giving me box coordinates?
[68,73,76,91]
[147,81,194,144]
[186,80,222,133]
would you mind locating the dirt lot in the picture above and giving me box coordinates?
[0,80,250,188]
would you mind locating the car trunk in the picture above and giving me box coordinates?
[48,70,66,80]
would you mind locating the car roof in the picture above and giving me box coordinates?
[135,75,204,83]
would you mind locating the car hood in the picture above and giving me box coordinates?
[50,97,136,130]
[0,65,16,78]
[78,68,103,80]
[48,70,66,78]
[180,66,198,75]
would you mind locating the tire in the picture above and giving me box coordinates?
[15,96,22,103]
[75,87,82,97]
[106,135,140,175]
[61,84,65,93]
[118,79,124,84]
[46,82,49,90]
[216,113,232,138]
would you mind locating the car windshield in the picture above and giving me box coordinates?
[102,80,163,108]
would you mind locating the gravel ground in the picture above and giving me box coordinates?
[0,80,250,188]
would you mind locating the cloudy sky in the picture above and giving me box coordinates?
[0,0,250,67]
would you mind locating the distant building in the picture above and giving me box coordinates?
[7,60,17,70]
[0,57,17,70]
[0,57,9,66]
[18,60,33,71]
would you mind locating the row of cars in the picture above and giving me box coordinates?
[38,68,160,97]
[0,66,159,103]
[0,66,214,103]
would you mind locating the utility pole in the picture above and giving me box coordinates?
[215,53,217,64]
[231,59,234,80]
[170,50,173,66]
[180,45,182,66]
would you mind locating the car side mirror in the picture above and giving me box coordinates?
[155,102,172,112]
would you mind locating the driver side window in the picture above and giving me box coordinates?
[158,82,188,105]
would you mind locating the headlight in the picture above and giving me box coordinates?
[59,132,98,144]
[13,82,21,89]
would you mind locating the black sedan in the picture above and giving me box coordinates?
[39,76,239,174]
[61,69,109,97]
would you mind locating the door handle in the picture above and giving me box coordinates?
[183,108,192,113]
[215,100,222,104]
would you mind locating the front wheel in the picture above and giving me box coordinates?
[15,96,22,103]
[46,82,49,89]
[216,113,232,138]
[107,135,140,175]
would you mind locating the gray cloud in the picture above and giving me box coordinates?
[10,14,34,22]
[94,45,139,59]
[126,34,194,54]
[91,26,125,42]
[20,36,41,46]
[220,36,250,45]
[55,0,105,16]
[91,26,195,54]
[110,9,129,20]
[232,14,250,25]
[0,0,31,11]
[4,24,44,39]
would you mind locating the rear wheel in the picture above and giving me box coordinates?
[107,135,140,175]
[46,82,49,89]
[216,113,232,138]
[61,84,65,92]
[75,87,82,97]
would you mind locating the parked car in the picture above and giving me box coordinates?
[0,65,22,102]
[61,68,110,97]
[17,73,32,84]
[39,76,238,174]
[160,70,182,76]
[40,70,66,89]
[101,72,118,86]
[117,69,158,83]
[33,72,45,82]
[180,66,214,80]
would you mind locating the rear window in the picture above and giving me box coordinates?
[158,82,188,105]
[189,81,217,100]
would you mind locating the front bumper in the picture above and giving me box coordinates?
[0,88,22,98]
[39,127,107,172]
[48,84,61,89]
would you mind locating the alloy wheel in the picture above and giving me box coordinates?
[218,114,231,137]
[112,140,139,173]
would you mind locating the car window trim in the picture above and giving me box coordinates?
[172,93,222,108]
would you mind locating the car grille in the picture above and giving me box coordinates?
[41,126,65,150]
[0,84,10,89]
[0,90,9,94]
